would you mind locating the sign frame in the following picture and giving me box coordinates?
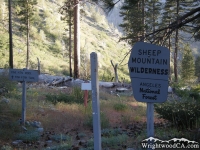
[128,42,170,103]
[9,68,39,82]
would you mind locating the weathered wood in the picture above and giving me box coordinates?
[111,60,119,83]
[37,57,40,74]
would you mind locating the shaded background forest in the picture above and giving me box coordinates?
[1,0,200,83]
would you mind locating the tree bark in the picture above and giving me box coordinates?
[74,0,80,79]
[174,0,179,82]
[111,60,119,83]
[26,0,30,69]
[37,57,40,74]
[8,0,13,68]
[69,9,72,77]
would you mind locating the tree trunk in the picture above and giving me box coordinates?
[142,0,145,40]
[37,57,40,74]
[174,0,179,82]
[168,21,171,82]
[8,0,13,68]
[111,60,119,83]
[69,8,72,77]
[26,0,30,69]
[74,0,80,79]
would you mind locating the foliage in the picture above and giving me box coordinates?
[86,133,128,149]
[0,145,12,150]
[0,72,17,97]
[84,112,110,129]
[195,55,200,77]
[181,43,195,82]
[119,0,145,45]
[45,86,88,105]
[51,134,71,142]
[101,128,124,137]
[155,98,200,129]
[113,102,128,111]
[45,143,71,150]
[15,130,40,142]
[0,120,21,141]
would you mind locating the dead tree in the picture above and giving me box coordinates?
[111,60,119,83]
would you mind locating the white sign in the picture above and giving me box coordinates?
[9,69,39,82]
[128,42,170,103]
[81,83,91,90]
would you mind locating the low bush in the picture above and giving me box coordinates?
[113,103,128,111]
[155,98,200,129]
[84,112,110,129]
[15,130,40,142]
[45,86,90,105]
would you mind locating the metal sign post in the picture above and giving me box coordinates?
[90,52,101,150]
[22,80,26,125]
[9,68,39,125]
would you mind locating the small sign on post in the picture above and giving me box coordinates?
[9,68,38,82]
[128,42,170,141]
[81,82,91,107]
[9,68,39,125]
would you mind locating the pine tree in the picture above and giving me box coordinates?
[15,0,37,69]
[181,43,195,82]
[195,56,200,78]
[145,0,162,43]
[119,0,146,45]
[60,0,74,77]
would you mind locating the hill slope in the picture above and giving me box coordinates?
[0,0,131,81]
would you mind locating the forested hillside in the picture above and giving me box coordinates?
[0,0,130,81]
[1,0,200,83]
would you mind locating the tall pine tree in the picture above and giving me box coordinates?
[15,0,37,69]
[195,56,200,79]
[181,43,195,82]
[119,0,146,45]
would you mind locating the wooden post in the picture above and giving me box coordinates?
[90,52,101,150]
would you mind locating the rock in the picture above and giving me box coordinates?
[12,140,22,146]
[99,82,115,88]
[31,121,42,128]
[1,97,9,103]
[116,87,128,92]
[46,140,53,145]
[21,126,27,131]
[168,86,173,93]
[79,140,87,146]
[36,127,44,133]
[25,121,30,126]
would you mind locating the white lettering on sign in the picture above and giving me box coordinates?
[9,69,38,82]
[138,49,161,57]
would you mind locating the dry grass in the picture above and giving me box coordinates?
[0,85,165,149]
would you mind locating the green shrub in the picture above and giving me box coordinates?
[51,134,71,142]
[155,98,200,129]
[84,112,110,129]
[45,86,90,105]
[86,134,128,149]
[15,130,40,142]
[44,143,71,150]
[170,82,200,101]
[0,72,17,97]
[113,103,128,111]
